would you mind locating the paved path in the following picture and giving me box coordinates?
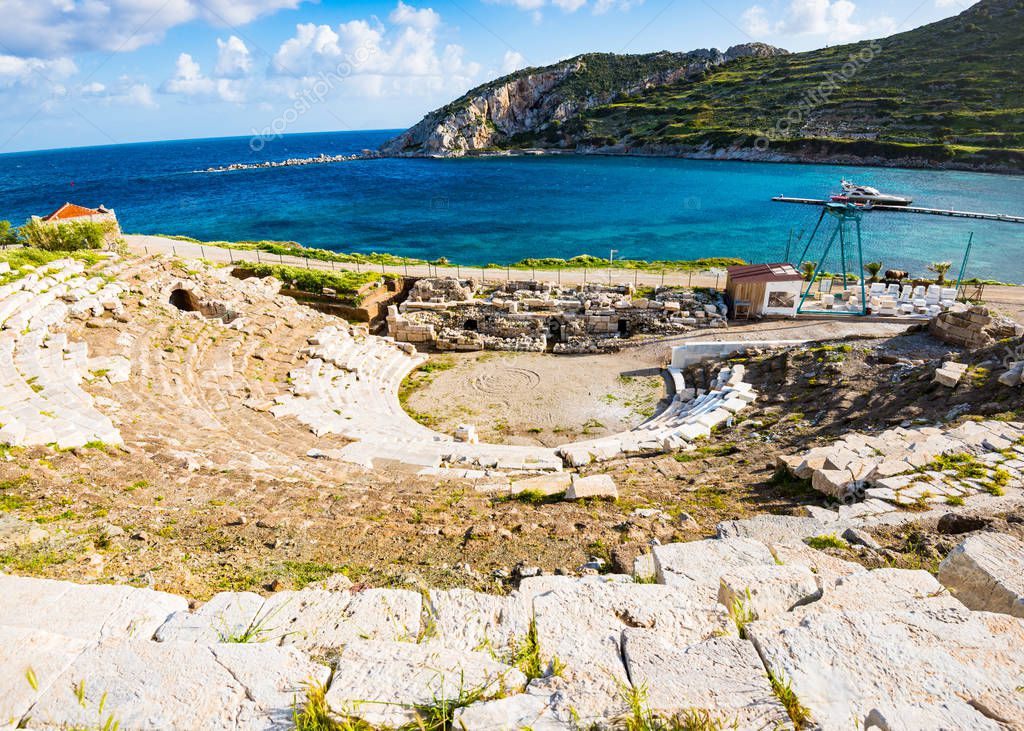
[124,234,728,290]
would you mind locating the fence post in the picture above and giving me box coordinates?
[279,253,284,265]
[482,267,485,283]
[661,269,665,287]
[506,266,510,282]
[229,249,233,264]
[200,245,205,259]
[256,249,261,263]
[172,245,176,257]
[405,262,409,277]
[634,269,638,288]
[457,265,461,279]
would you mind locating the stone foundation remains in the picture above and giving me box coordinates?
[387,277,728,353]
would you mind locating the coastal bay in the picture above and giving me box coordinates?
[2,129,1023,281]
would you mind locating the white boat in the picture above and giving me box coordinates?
[835,179,913,206]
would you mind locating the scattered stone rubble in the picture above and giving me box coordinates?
[930,304,996,348]
[387,278,728,353]
[780,419,1024,511]
[0,256,127,449]
[3,527,1023,729]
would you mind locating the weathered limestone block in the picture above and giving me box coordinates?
[934,361,968,388]
[652,538,776,604]
[565,474,617,500]
[273,587,422,652]
[717,564,821,620]
[453,692,571,730]
[531,580,733,722]
[509,473,571,498]
[747,606,1024,730]
[863,701,1004,731]
[716,514,826,544]
[325,640,526,728]
[428,587,531,654]
[805,569,960,615]
[0,626,91,724]
[998,361,1024,387]
[0,574,186,642]
[939,532,1024,617]
[622,632,790,730]
[767,540,864,585]
[28,640,328,730]
[154,591,265,643]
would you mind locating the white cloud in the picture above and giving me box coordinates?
[485,0,641,16]
[0,0,308,59]
[268,3,482,98]
[215,36,253,78]
[162,52,246,103]
[389,1,442,30]
[501,50,528,74]
[0,55,77,88]
[741,0,893,43]
[86,77,158,108]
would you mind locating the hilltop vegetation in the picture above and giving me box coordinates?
[385,0,1024,171]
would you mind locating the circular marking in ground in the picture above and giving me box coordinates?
[470,366,541,396]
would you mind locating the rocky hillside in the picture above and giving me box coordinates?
[382,0,1024,171]
[379,44,786,157]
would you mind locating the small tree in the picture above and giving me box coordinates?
[800,261,817,282]
[863,261,882,283]
[927,261,953,285]
[0,220,18,248]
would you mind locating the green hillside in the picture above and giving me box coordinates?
[511,0,1024,169]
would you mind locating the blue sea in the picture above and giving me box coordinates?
[2,129,1023,281]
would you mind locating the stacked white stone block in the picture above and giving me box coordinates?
[559,364,758,467]
[0,258,126,449]
[4,531,1023,729]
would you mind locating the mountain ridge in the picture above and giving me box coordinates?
[380,0,1024,172]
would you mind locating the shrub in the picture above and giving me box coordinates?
[0,220,18,247]
[19,219,115,252]
[239,263,382,303]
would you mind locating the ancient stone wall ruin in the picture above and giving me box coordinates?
[387,277,728,353]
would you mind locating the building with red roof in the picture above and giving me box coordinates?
[33,203,120,237]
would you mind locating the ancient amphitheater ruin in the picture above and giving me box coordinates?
[1,247,1023,730]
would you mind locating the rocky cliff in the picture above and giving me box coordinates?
[379,44,787,157]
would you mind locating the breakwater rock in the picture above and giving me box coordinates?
[199,151,380,173]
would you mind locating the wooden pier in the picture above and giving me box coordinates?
[771,196,1024,224]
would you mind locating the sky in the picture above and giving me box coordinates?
[0,0,971,154]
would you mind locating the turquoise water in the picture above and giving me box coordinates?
[1,130,1022,280]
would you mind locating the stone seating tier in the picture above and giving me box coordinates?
[272,328,759,472]
[0,259,126,449]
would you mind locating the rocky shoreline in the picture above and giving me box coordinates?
[194,144,1023,177]
[386,144,1024,175]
